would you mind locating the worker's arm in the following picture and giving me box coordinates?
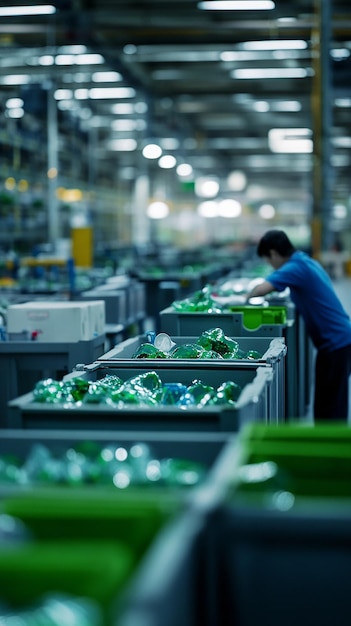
[246,280,275,301]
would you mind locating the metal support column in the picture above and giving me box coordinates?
[311,0,333,255]
[47,81,60,246]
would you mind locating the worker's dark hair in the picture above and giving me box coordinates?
[257,230,296,258]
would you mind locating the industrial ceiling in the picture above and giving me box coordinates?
[0,0,351,247]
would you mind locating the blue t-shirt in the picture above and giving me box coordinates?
[266,251,351,351]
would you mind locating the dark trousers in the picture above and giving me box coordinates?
[314,343,351,421]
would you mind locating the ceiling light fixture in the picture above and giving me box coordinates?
[177,163,193,178]
[195,177,220,198]
[217,199,242,218]
[147,201,169,219]
[268,128,313,153]
[241,40,307,50]
[232,68,310,79]
[0,5,56,16]
[92,72,123,82]
[87,87,136,99]
[198,1,275,10]
[142,144,162,159]
[159,155,177,169]
[197,201,218,218]
[0,75,31,85]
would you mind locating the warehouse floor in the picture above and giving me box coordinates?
[304,276,351,424]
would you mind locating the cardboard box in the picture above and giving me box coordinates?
[7,301,105,342]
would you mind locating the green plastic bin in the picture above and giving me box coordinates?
[0,540,134,624]
[0,489,179,626]
[203,423,351,626]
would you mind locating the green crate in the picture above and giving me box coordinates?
[1,489,178,554]
[0,490,179,625]
[207,425,351,626]
[0,487,210,626]
[231,423,351,499]
[226,305,287,330]
[159,306,289,337]
[239,422,351,444]
[0,540,134,623]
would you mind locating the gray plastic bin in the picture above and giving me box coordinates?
[159,306,298,419]
[0,334,106,428]
[98,334,287,422]
[75,288,128,325]
[0,429,233,480]
[7,361,273,431]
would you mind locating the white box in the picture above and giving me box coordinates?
[81,300,105,337]
[7,301,105,342]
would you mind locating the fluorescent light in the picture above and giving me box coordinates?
[242,40,307,50]
[111,103,135,114]
[159,155,177,169]
[253,100,302,112]
[270,100,302,111]
[58,45,87,54]
[92,71,123,82]
[197,201,218,218]
[217,199,242,218]
[142,144,162,159]
[198,1,274,10]
[332,137,351,148]
[54,89,73,100]
[232,68,310,79]
[55,54,75,65]
[221,50,308,61]
[6,98,24,108]
[88,87,136,99]
[7,108,24,119]
[38,55,55,66]
[333,204,347,219]
[259,204,276,219]
[195,177,220,198]
[177,163,193,177]
[227,170,247,191]
[268,128,313,153]
[55,53,104,66]
[147,201,169,219]
[111,119,139,131]
[334,98,351,108]
[160,138,180,150]
[253,101,270,112]
[0,75,31,85]
[0,5,56,16]
[75,54,105,65]
[106,139,137,151]
[330,48,350,60]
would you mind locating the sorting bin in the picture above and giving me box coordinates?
[0,334,106,428]
[159,304,288,336]
[99,334,287,422]
[0,428,233,490]
[76,287,128,325]
[205,422,351,626]
[0,429,234,626]
[7,361,273,431]
[0,485,183,625]
[159,304,298,419]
